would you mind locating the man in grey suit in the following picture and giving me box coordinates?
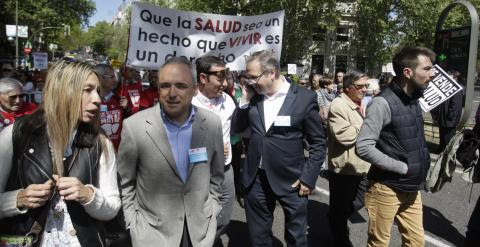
[117,57,225,247]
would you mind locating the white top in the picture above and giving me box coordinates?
[0,124,121,241]
[262,78,290,132]
[192,91,236,165]
[239,77,291,132]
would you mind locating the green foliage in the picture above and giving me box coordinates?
[353,0,480,74]
[0,0,95,55]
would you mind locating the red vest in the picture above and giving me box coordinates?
[0,102,37,130]
[118,81,143,114]
[100,94,123,150]
[139,87,159,109]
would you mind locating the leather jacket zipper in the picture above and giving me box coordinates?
[24,154,53,181]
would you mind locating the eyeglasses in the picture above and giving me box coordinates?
[203,68,230,81]
[245,71,266,85]
[8,94,26,100]
[353,83,369,89]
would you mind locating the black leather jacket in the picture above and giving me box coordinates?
[0,110,106,247]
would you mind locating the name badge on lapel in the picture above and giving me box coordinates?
[189,147,208,164]
[274,116,291,127]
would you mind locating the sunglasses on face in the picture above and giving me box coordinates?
[203,68,230,81]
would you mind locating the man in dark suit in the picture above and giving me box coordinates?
[233,50,326,246]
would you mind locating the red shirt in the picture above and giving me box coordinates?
[100,93,123,150]
[118,81,143,114]
[139,87,159,110]
[0,102,37,130]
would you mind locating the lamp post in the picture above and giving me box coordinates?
[15,0,18,68]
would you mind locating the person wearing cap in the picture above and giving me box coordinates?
[0,77,37,131]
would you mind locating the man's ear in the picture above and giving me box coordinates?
[403,67,413,79]
[199,73,208,85]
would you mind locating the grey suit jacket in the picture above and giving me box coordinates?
[117,105,224,247]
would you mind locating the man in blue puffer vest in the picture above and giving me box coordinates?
[356,47,436,247]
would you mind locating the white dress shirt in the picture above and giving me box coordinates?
[192,91,236,165]
[263,78,290,132]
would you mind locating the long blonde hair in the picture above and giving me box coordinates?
[43,61,107,175]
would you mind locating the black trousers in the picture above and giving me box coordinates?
[231,141,244,198]
[244,169,308,247]
[328,172,367,247]
[466,195,480,246]
[439,126,456,152]
[180,218,193,247]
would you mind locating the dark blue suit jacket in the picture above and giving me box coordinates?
[233,82,326,196]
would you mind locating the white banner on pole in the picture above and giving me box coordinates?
[6,25,28,38]
[32,52,48,70]
[127,2,284,70]
[419,64,463,112]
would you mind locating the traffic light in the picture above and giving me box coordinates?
[64,25,70,36]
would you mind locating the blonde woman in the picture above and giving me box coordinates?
[0,61,120,246]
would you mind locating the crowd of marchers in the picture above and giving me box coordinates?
[0,47,479,247]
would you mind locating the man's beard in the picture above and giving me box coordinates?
[410,76,429,99]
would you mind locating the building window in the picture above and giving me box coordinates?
[311,55,324,75]
[336,27,349,42]
[312,27,326,41]
[356,56,366,72]
[335,55,348,72]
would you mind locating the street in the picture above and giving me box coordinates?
[219,158,480,247]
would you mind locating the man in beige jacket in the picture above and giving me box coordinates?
[327,70,371,247]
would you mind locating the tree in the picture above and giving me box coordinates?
[57,24,88,52]
[83,21,115,56]
[353,0,480,74]
[0,0,95,57]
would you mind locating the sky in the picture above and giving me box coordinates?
[89,0,124,26]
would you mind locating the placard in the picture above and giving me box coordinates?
[127,2,284,70]
[32,52,48,70]
[419,64,463,112]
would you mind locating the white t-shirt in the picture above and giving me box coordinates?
[192,91,236,165]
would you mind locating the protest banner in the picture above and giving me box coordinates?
[32,52,48,70]
[419,64,463,112]
[127,2,284,70]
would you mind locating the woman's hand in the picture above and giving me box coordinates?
[16,180,54,210]
[54,175,94,204]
